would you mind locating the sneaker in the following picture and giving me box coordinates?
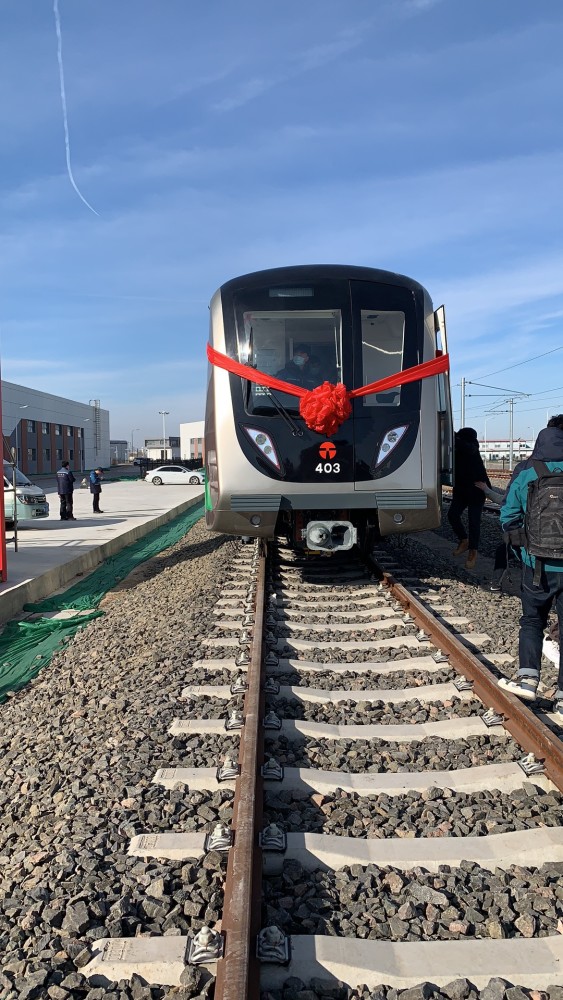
[498,676,538,701]
[553,701,563,722]
[465,549,477,570]
[490,568,506,592]
[453,539,469,556]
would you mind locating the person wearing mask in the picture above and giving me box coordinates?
[448,427,491,569]
[56,460,76,521]
[89,467,104,513]
[275,344,314,388]
[496,415,563,719]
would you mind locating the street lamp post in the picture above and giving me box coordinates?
[483,415,496,468]
[131,428,140,458]
[159,411,169,461]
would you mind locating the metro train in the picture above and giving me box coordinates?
[204,264,453,553]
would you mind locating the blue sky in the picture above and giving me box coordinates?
[1,0,563,447]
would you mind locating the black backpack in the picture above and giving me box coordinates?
[524,460,563,582]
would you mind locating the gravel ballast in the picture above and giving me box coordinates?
[263,858,563,940]
[0,519,239,998]
[263,784,563,838]
[1,503,559,1000]
[264,733,522,772]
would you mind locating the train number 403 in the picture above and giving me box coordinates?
[315,462,341,474]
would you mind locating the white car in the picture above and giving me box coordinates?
[146,465,204,486]
[3,462,50,524]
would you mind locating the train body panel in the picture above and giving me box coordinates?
[205,265,452,551]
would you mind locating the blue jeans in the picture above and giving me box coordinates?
[519,562,563,700]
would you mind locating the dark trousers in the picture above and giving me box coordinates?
[59,493,73,520]
[92,490,101,512]
[519,562,563,700]
[447,497,484,550]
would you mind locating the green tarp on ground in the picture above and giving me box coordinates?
[0,501,204,701]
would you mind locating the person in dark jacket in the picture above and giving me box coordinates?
[89,467,104,513]
[448,427,491,569]
[56,460,76,521]
[497,415,563,718]
[275,344,316,389]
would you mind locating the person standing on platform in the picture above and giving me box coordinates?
[448,427,491,569]
[89,467,104,513]
[56,460,76,521]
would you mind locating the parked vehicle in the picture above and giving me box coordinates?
[3,462,50,525]
[145,465,204,486]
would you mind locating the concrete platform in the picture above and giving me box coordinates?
[0,480,204,624]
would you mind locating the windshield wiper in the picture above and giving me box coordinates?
[264,389,304,436]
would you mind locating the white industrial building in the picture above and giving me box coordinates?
[2,380,110,475]
[144,437,181,462]
[180,420,204,461]
[479,439,533,464]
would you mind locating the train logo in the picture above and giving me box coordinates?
[319,442,337,460]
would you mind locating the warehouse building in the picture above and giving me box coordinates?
[2,380,110,475]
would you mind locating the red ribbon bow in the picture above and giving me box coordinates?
[207,344,449,437]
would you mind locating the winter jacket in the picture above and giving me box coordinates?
[452,429,491,504]
[500,426,563,572]
[274,360,317,390]
[89,470,102,495]
[56,467,75,495]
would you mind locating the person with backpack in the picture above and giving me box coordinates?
[89,467,104,513]
[497,415,563,719]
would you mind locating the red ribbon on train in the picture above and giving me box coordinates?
[207,344,450,437]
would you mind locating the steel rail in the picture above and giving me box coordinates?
[376,569,563,790]
[214,543,266,1000]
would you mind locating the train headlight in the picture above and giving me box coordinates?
[243,427,281,470]
[374,425,408,469]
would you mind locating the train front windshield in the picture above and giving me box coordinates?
[230,279,413,415]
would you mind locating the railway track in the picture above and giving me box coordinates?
[80,537,563,998]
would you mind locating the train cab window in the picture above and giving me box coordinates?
[360,310,405,406]
[240,309,342,414]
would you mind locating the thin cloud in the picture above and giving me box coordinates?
[212,18,373,112]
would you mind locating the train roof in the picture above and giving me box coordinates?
[217,264,429,297]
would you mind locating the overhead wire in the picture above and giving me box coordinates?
[472,345,563,381]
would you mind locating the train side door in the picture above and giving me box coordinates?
[434,305,453,485]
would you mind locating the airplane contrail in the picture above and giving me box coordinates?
[53,0,99,216]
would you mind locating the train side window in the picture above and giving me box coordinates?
[360,310,405,406]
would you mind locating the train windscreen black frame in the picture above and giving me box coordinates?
[226,278,421,416]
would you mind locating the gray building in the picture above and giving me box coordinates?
[110,440,129,463]
[2,380,110,475]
